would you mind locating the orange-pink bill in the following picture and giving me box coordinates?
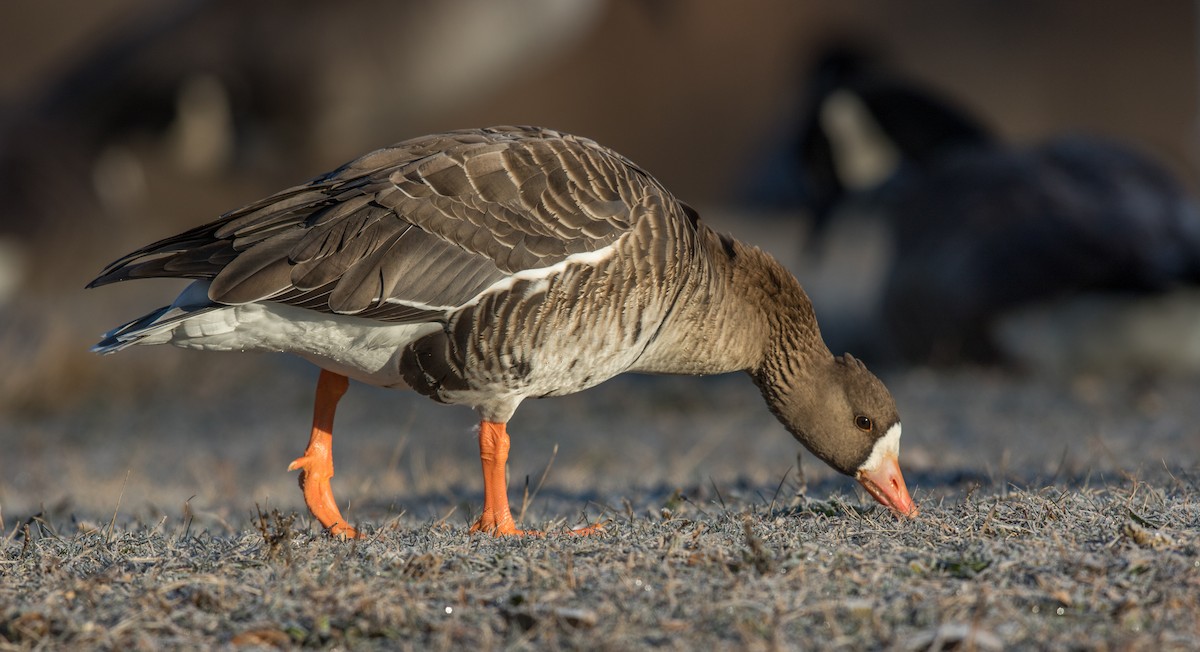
[856,454,918,517]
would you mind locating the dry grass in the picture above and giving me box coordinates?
[3,365,1200,649]
[2,475,1198,650]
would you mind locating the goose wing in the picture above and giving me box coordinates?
[88,126,674,322]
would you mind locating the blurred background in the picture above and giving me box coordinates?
[3,1,1200,525]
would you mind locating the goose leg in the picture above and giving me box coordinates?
[469,420,604,537]
[287,369,360,538]
[470,421,523,535]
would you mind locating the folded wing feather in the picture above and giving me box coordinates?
[88,126,674,324]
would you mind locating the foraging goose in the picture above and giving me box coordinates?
[89,126,916,537]
[795,48,1200,365]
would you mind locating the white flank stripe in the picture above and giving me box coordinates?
[858,422,902,473]
[383,297,457,311]
[460,243,617,309]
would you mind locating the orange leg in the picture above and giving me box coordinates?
[287,369,360,538]
[469,421,605,537]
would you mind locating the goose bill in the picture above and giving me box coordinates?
[856,454,917,517]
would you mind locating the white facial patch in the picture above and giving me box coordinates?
[858,422,902,473]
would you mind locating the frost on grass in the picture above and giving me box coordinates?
[1,475,1198,650]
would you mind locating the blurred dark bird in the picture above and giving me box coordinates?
[88,126,917,537]
[793,47,1200,368]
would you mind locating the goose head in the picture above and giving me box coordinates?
[756,353,917,516]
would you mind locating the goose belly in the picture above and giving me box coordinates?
[426,318,650,421]
[433,270,670,404]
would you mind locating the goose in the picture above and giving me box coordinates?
[794,48,1200,366]
[88,126,916,537]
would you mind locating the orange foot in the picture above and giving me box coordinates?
[288,369,361,539]
[469,421,607,537]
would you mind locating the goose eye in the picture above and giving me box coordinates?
[854,415,873,432]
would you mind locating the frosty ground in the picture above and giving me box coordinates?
[2,360,1198,649]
